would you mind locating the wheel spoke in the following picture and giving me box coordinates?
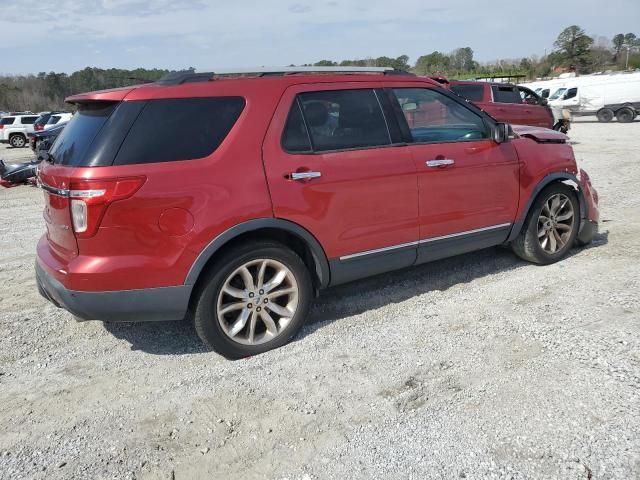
[556,211,573,222]
[229,308,251,337]
[537,227,546,238]
[548,230,557,252]
[555,223,571,232]
[238,266,256,291]
[268,287,297,299]
[219,302,245,315]
[542,203,551,216]
[259,310,278,336]
[223,285,246,300]
[552,228,565,248]
[248,311,257,344]
[550,196,561,215]
[263,268,287,293]
[266,302,293,318]
[256,260,268,289]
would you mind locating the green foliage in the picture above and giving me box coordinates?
[0,67,169,112]
[553,25,594,69]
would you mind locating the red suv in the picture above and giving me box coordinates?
[36,67,599,358]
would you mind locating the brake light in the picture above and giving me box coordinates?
[34,124,44,131]
[0,125,4,129]
[69,177,145,238]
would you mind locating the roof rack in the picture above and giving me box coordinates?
[156,67,413,86]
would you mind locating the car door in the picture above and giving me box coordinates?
[518,86,554,128]
[386,86,520,264]
[262,83,420,285]
[485,84,528,125]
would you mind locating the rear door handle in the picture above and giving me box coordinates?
[290,171,322,181]
[426,159,455,168]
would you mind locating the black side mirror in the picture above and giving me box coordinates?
[540,98,548,106]
[493,123,510,143]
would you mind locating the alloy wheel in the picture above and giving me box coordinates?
[537,193,575,254]
[216,259,299,345]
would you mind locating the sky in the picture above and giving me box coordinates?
[1,0,639,75]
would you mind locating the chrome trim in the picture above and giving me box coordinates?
[426,159,455,167]
[39,182,70,197]
[291,171,322,181]
[339,241,419,261]
[338,223,512,261]
[419,223,512,244]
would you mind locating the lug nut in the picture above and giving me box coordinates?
[264,298,268,303]
[259,289,264,295]
[256,307,262,312]
[249,292,254,298]
[247,303,253,309]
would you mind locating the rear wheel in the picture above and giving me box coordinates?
[9,134,26,148]
[512,184,579,265]
[615,107,635,123]
[193,241,312,359]
[596,108,614,123]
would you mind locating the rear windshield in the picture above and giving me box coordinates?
[47,115,62,125]
[49,97,245,167]
[35,114,51,126]
[450,84,484,102]
[1,117,15,125]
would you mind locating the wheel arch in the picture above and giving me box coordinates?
[506,172,587,243]
[184,218,331,292]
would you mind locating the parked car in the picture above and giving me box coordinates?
[35,67,600,358]
[0,114,40,147]
[447,80,566,131]
[33,112,73,132]
[29,122,67,153]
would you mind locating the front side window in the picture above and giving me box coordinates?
[391,88,488,144]
[564,88,578,100]
[492,85,522,104]
[294,89,390,152]
[549,88,566,100]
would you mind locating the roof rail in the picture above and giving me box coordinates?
[156,67,413,86]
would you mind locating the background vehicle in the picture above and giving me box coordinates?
[548,74,640,123]
[0,114,39,147]
[35,67,599,359]
[33,112,73,132]
[448,80,557,129]
[29,122,67,153]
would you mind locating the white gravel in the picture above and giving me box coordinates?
[0,118,639,480]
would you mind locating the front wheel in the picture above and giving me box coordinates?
[512,184,579,265]
[193,241,312,359]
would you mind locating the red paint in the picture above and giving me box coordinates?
[36,73,598,294]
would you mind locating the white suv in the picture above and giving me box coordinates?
[0,114,40,148]
[44,112,73,130]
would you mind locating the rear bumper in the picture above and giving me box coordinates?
[35,261,191,322]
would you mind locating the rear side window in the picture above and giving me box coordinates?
[114,97,245,165]
[1,117,14,125]
[282,100,312,153]
[450,84,485,102]
[492,86,522,104]
[47,116,61,125]
[49,102,118,166]
[293,89,390,152]
[21,116,39,124]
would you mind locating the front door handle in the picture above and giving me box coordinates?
[426,159,455,168]
[290,171,322,181]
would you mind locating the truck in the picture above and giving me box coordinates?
[545,73,640,123]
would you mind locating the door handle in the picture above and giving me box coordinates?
[426,159,455,168]
[289,171,322,181]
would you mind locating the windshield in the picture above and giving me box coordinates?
[549,88,567,100]
[48,103,117,165]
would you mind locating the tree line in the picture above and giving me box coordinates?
[1,25,639,113]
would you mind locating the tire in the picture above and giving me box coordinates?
[193,241,313,359]
[512,184,580,265]
[615,107,635,123]
[9,134,26,148]
[596,108,614,123]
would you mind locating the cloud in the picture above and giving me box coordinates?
[289,3,312,13]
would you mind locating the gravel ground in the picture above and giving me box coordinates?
[0,118,638,480]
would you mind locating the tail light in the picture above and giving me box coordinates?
[69,177,145,238]
[0,125,4,130]
[34,124,44,131]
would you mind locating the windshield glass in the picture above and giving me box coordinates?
[549,88,567,100]
[48,103,117,165]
